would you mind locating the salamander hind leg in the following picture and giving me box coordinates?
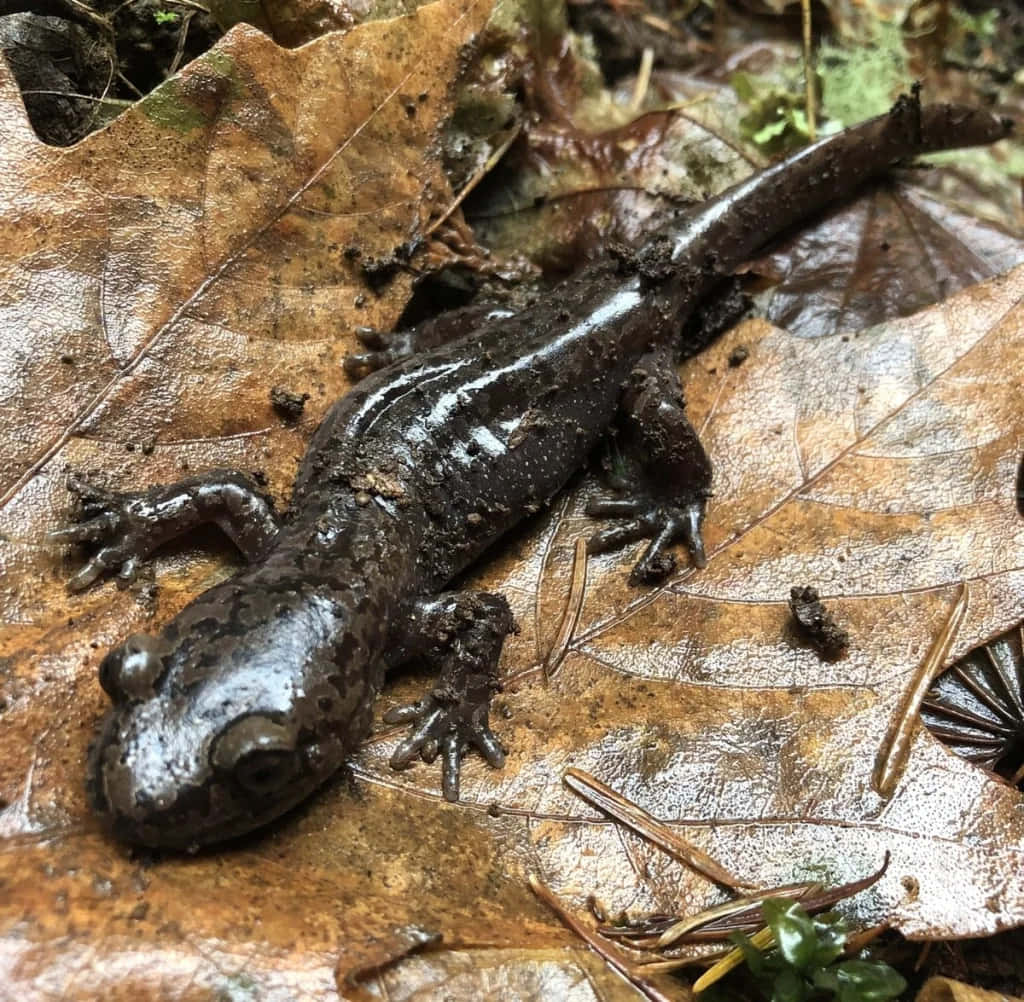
[587,349,712,585]
[51,471,280,591]
[385,591,515,801]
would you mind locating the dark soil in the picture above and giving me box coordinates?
[0,0,222,144]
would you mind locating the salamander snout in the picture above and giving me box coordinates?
[88,700,315,851]
[88,579,374,849]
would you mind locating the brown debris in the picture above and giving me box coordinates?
[788,585,849,660]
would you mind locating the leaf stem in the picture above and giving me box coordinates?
[874,582,970,797]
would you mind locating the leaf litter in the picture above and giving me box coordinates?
[0,0,1023,999]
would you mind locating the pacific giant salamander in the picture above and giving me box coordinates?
[54,94,1011,849]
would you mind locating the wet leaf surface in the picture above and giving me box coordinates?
[922,622,1024,784]
[469,63,1023,331]
[1,2,1024,1000]
[747,180,1024,338]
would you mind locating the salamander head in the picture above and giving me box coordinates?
[87,585,380,850]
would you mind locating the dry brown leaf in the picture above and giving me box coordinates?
[2,6,1024,999]
[208,0,427,47]
[918,977,1024,1002]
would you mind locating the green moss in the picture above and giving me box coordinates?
[818,19,909,128]
[139,49,241,134]
[731,70,818,154]
[140,79,209,133]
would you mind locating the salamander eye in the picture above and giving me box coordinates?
[99,633,165,703]
[211,716,298,796]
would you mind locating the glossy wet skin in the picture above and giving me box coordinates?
[79,101,1012,849]
[88,531,398,849]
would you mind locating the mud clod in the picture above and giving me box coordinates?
[270,385,310,421]
[788,585,849,660]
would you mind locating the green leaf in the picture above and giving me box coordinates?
[762,899,817,970]
[752,118,790,145]
[729,930,765,977]
[833,959,907,1001]
[810,912,848,968]
[771,966,808,1002]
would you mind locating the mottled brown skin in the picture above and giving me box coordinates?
[53,97,1011,850]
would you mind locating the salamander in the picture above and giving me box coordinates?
[53,95,1010,850]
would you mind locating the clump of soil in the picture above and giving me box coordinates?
[788,584,849,660]
[270,385,310,421]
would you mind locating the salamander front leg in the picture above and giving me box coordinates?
[51,471,280,591]
[587,349,712,585]
[385,592,515,801]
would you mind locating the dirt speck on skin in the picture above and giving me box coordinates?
[728,344,749,367]
[788,585,849,660]
[608,235,675,284]
[270,385,310,421]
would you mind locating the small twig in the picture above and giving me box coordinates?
[564,768,755,890]
[874,583,970,798]
[640,13,679,37]
[629,47,654,114]
[653,883,820,947]
[83,47,120,133]
[528,876,677,1002]
[18,89,132,107]
[116,70,145,99]
[634,950,730,974]
[607,854,889,948]
[800,0,816,140]
[543,537,588,681]
[692,925,775,992]
[424,125,521,238]
[712,0,726,58]
[168,10,195,75]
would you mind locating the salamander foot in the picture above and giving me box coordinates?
[50,475,168,590]
[51,471,279,591]
[384,590,513,800]
[586,495,707,584]
[343,327,416,379]
[385,684,506,801]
